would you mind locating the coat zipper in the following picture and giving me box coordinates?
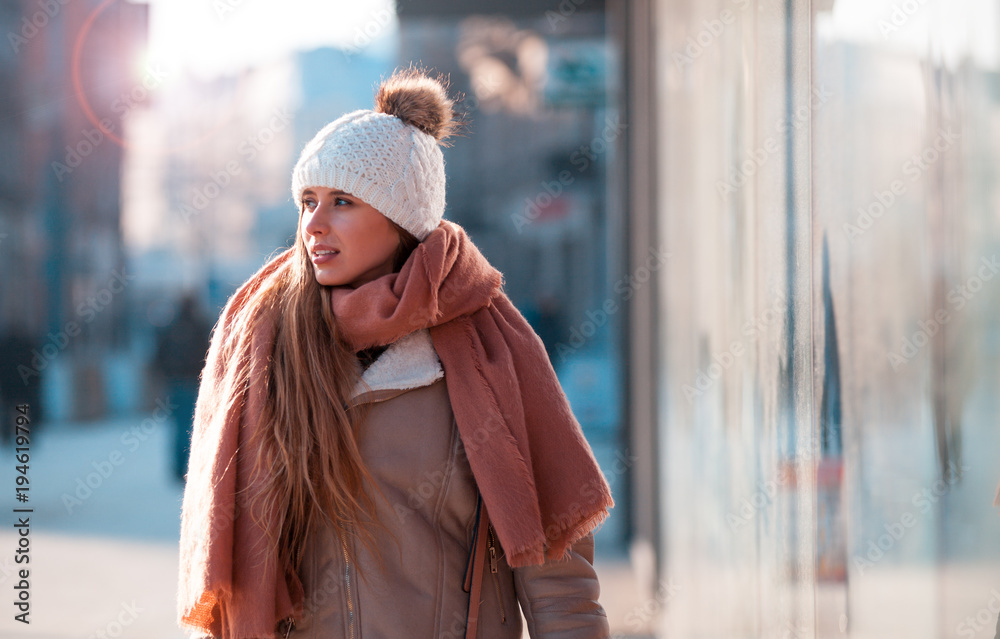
[340,532,356,639]
[486,526,506,624]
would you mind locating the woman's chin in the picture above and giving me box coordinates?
[313,270,346,287]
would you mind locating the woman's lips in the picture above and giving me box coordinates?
[311,249,340,265]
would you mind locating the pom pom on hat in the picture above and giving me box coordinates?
[291,67,460,242]
[374,67,459,143]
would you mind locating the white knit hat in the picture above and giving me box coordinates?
[291,69,458,242]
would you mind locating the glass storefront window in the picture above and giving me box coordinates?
[649,0,1000,636]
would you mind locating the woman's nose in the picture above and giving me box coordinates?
[303,208,327,236]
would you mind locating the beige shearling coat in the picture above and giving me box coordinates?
[194,328,610,639]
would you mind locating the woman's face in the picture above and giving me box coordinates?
[299,187,400,288]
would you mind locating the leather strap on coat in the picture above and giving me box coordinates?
[465,496,490,639]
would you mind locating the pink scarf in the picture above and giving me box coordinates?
[178,219,613,638]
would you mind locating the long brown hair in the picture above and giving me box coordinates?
[239,212,419,578]
[235,64,455,580]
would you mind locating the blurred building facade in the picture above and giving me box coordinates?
[0,0,147,422]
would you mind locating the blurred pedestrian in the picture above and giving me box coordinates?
[176,67,613,639]
[0,325,43,447]
[152,292,211,482]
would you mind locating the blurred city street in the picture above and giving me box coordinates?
[4,0,1000,636]
[0,413,188,638]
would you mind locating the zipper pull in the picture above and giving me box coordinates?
[282,615,295,639]
[488,528,499,574]
[486,527,506,624]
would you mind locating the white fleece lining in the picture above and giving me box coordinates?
[350,328,445,399]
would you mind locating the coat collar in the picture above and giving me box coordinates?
[349,328,444,404]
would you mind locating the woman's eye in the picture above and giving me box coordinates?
[335,197,350,206]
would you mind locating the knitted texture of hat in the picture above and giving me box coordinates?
[291,109,446,242]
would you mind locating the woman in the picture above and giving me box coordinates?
[177,67,614,639]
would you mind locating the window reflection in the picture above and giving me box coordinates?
[652,0,1000,636]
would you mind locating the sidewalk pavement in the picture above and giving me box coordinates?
[0,411,654,638]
